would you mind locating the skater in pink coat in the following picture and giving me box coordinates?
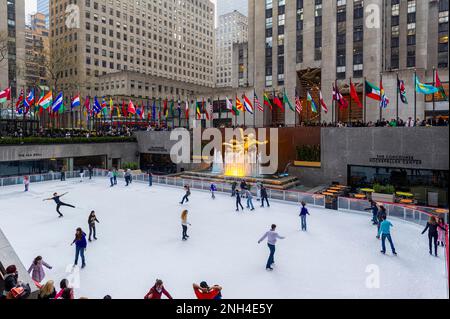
[437,217,447,247]
[28,256,52,283]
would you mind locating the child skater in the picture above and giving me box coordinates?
[181,210,191,241]
[43,192,76,218]
[71,228,87,269]
[23,176,30,192]
[437,217,447,247]
[210,183,217,199]
[180,185,191,204]
[299,201,310,231]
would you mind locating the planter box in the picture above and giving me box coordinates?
[294,161,321,168]
[372,192,394,203]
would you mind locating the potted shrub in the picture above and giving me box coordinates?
[372,184,395,203]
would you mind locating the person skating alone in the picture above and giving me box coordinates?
[235,189,244,211]
[193,282,222,300]
[107,169,114,187]
[210,183,217,199]
[256,181,262,201]
[27,256,52,284]
[113,168,118,185]
[246,189,255,211]
[231,181,237,197]
[376,205,387,238]
[144,279,173,299]
[364,200,379,225]
[260,185,270,208]
[88,164,93,179]
[43,192,75,218]
[421,216,447,256]
[125,169,132,186]
[180,185,191,204]
[23,176,30,192]
[71,228,87,269]
[181,210,191,241]
[378,215,397,255]
[148,170,153,187]
[79,168,85,182]
[299,201,310,231]
[60,167,66,181]
[88,211,100,242]
[258,224,285,271]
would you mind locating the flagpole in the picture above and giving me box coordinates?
[334,79,337,125]
[379,73,383,122]
[396,73,399,123]
[349,78,352,125]
[432,66,436,123]
[414,69,417,122]
[363,77,367,124]
[294,89,297,128]
[253,90,256,128]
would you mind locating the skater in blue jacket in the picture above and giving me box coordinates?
[210,183,217,199]
[378,216,397,255]
[299,201,310,231]
[71,228,87,268]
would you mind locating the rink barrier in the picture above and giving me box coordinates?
[0,171,85,187]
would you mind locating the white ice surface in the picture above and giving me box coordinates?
[0,178,447,299]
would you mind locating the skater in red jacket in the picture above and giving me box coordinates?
[144,279,173,299]
[193,281,222,299]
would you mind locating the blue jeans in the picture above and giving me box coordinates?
[75,246,86,266]
[381,234,396,254]
[247,198,254,210]
[149,177,153,186]
[266,244,275,269]
[301,215,307,231]
[110,177,114,186]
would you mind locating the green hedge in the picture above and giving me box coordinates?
[373,183,396,195]
[296,145,321,162]
[122,162,139,170]
[0,136,137,145]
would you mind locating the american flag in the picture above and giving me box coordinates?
[254,93,263,111]
[295,95,303,114]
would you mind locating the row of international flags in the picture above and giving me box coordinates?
[0,72,446,119]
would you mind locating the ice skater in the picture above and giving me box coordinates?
[364,200,379,225]
[43,192,76,218]
[437,217,447,247]
[421,216,446,256]
[258,224,285,271]
[181,210,191,241]
[210,183,217,199]
[79,168,85,182]
[231,181,237,197]
[260,185,270,207]
[246,189,255,211]
[107,169,114,187]
[148,171,153,187]
[113,168,118,185]
[193,282,222,300]
[88,211,100,242]
[88,164,93,179]
[125,169,132,186]
[60,167,66,181]
[256,181,262,201]
[144,279,173,299]
[235,189,244,211]
[27,256,52,283]
[180,185,191,204]
[375,205,387,238]
[378,215,397,255]
[23,176,30,192]
[299,201,310,231]
[71,228,87,269]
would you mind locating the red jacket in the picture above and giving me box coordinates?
[194,288,220,300]
[144,285,172,299]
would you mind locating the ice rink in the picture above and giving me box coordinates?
[0,177,447,299]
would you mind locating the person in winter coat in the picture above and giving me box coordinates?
[28,256,52,283]
[88,164,93,179]
[113,169,118,185]
[125,169,132,186]
[235,189,244,211]
[71,228,87,268]
[148,171,153,187]
[378,215,397,255]
[437,217,447,247]
[231,181,237,197]
[299,201,310,231]
[23,176,30,192]
[88,211,100,242]
[193,282,222,300]
[422,216,447,256]
[3,265,19,296]
[79,168,85,182]
[107,169,114,187]
[260,186,270,208]
[210,183,217,199]
[246,190,255,211]
[258,224,285,271]
[181,210,191,241]
[38,280,57,299]
[376,206,387,238]
[256,182,262,201]
[144,279,173,299]
[364,200,379,225]
[55,279,72,299]
[180,185,191,204]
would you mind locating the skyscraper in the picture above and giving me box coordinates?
[37,0,49,27]
[217,0,248,17]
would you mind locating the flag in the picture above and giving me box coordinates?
[163,99,168,118]
[121,100,127,117]
[39,91,52,109]
[0,87,11,103]
[307,91,318,113]
[333,84,349,108]
[16,89,24,113]
[295,94,303,114]
[435,70,448,100]
[319,91,328,113]
[116,102,121,118]
[93,97,102,115]
[263,93,273,110]
[254,93,263,111]
[52,92,64,112]
[71,95,81,109]
[380,80,389,109]
[207,99,214,119]
[397,79,408,104]
[415,75,439,95]
[350,80,363,108]
[185,100,189,119]
[273,92,284,111]
[84,96,91,116]
[236,95,244,112]
[128,99,136,115]
[243,94,254,114]
[25,90,35,107]
[203,99,210,120]
[196,101,202,119]
[169,99,174,117]
[226,97,238,115]
[101,97,108,117]
[152,99,157,121]
[283,89,294,112]
[109,97,114,112]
